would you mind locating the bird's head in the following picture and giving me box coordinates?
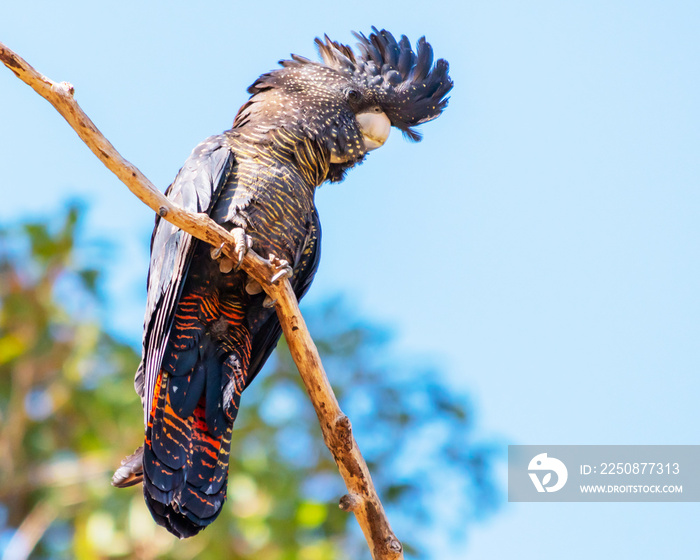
[233,28,453,180]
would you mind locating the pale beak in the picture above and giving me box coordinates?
[356,109,391,151]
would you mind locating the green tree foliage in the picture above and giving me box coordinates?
[0,207,498,559]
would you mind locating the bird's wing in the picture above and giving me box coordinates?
[245,206,321,386]
[135,135,235,420]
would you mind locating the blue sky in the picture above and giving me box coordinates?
[2,1,699,558]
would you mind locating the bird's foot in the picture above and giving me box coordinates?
[209,228,253,273]
[233,228,254,265]
[269,254,293,284]
[260,254,293,307]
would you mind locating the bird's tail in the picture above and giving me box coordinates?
[140,368,234,538]
[113,286,251,538]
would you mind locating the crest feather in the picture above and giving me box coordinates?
[318,27,453,140]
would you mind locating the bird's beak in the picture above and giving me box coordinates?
[356,109,391,151]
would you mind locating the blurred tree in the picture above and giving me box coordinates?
[0,206,498,560]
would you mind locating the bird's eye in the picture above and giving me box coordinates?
[346,89,361,102]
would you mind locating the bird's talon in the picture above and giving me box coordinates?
[210,243,225,260]
[231,227,250,265]
[271,267,293,283]
[267,254,293,283]
[263,295,277,308]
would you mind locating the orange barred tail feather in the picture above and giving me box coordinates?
[138,282,253,538]
[143,365,236,538]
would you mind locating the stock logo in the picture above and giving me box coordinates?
[528,453,568,493]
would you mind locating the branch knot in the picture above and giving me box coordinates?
[339,493,361,512]
[334,414,354,452]
[386,538,403,554]
[53,81,75,96]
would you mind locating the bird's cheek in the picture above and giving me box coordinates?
[356,110,391,151]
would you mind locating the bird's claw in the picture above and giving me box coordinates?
[270,268,292,283]
[210,243,225,260]
[258,255,292,306]
[232,228,253,267]
[209,229,253,274]
[268,254,293,284]
[210,243,235,273]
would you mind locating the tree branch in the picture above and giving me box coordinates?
[1,41,403,560]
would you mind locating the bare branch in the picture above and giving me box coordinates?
[1,41,403,559]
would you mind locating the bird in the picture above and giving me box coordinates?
[112,27,453,538]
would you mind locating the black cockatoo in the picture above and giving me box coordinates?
[113,28,453,538]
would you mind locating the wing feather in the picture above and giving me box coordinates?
[135,135,235,421]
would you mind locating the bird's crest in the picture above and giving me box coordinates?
[316,27,453,141]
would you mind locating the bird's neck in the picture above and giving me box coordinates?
[226,128,336,189]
